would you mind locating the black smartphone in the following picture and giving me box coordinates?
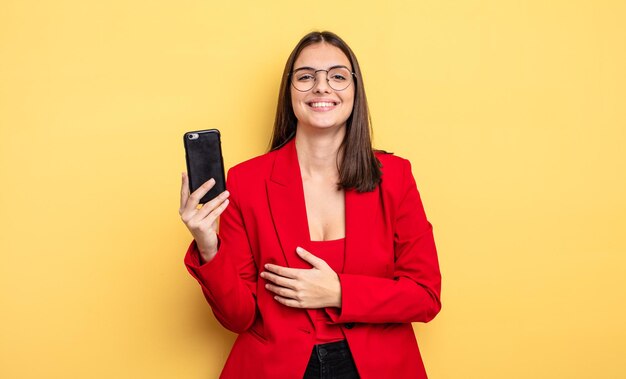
[183,129,226,204]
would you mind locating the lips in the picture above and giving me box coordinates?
[307,100,338,111]
[309,101,336,107]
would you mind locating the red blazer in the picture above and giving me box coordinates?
[185,139,442,378]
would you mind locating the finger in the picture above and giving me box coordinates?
[273,295,303,308]
[201,199,230,226]
[296,247,327,269]
[265,283,297,299]
[183,178,216,214]
[260,271,297,289]
[192,198,230,231]
[264,264,299,279]
[179,172,190,213]
[194,190,230,220]
[189,198,230,229]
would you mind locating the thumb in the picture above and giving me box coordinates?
[296,247,327,269]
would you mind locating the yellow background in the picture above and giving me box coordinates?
[1,0,625,378]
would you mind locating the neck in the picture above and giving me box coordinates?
[294,125,345,180]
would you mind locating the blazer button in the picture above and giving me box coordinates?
[344,323,355,329]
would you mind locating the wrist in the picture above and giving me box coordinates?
[197,244,217,265]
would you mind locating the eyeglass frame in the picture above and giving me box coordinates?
[288,65,356,92]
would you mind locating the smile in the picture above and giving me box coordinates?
[307,101,338,109]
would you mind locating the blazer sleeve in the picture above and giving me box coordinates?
[184,168,259,333]
[328,158,442,324]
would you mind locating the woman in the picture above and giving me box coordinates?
[179,31,442,379]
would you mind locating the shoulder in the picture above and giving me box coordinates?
[374,150,418,200]
[375,150,412,182]
[224,150,278,207]
[227,149,277,180]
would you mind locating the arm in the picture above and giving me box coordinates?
[184,169,259,333]
[327,159,442,324]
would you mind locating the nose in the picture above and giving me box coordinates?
[312,70,332,93]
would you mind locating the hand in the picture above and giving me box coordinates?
[179,173,230,263]
[260,247,342,309]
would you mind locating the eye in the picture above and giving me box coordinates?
[330,73,347,81]
[329,68,351,82]
[295,71,315,81]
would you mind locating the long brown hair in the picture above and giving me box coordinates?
[269,31,382,192]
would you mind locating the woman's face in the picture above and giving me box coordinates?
[290,43,355,132]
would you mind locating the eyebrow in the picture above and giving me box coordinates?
[292,65,352,72]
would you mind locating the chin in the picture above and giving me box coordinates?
[305,115,349,129]
[308,121,345,130]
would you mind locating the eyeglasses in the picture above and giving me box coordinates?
[290,65,355,92]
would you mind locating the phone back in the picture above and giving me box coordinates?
[183,129,226,204]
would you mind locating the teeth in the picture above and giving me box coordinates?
[310,102,335,108]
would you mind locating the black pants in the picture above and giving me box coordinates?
[303,340,360,379]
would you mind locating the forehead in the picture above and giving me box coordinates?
[294,43,352,70]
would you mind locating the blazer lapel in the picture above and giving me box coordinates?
[344,185,381,274]
[266,139,311,269]
[266,139,321,324]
